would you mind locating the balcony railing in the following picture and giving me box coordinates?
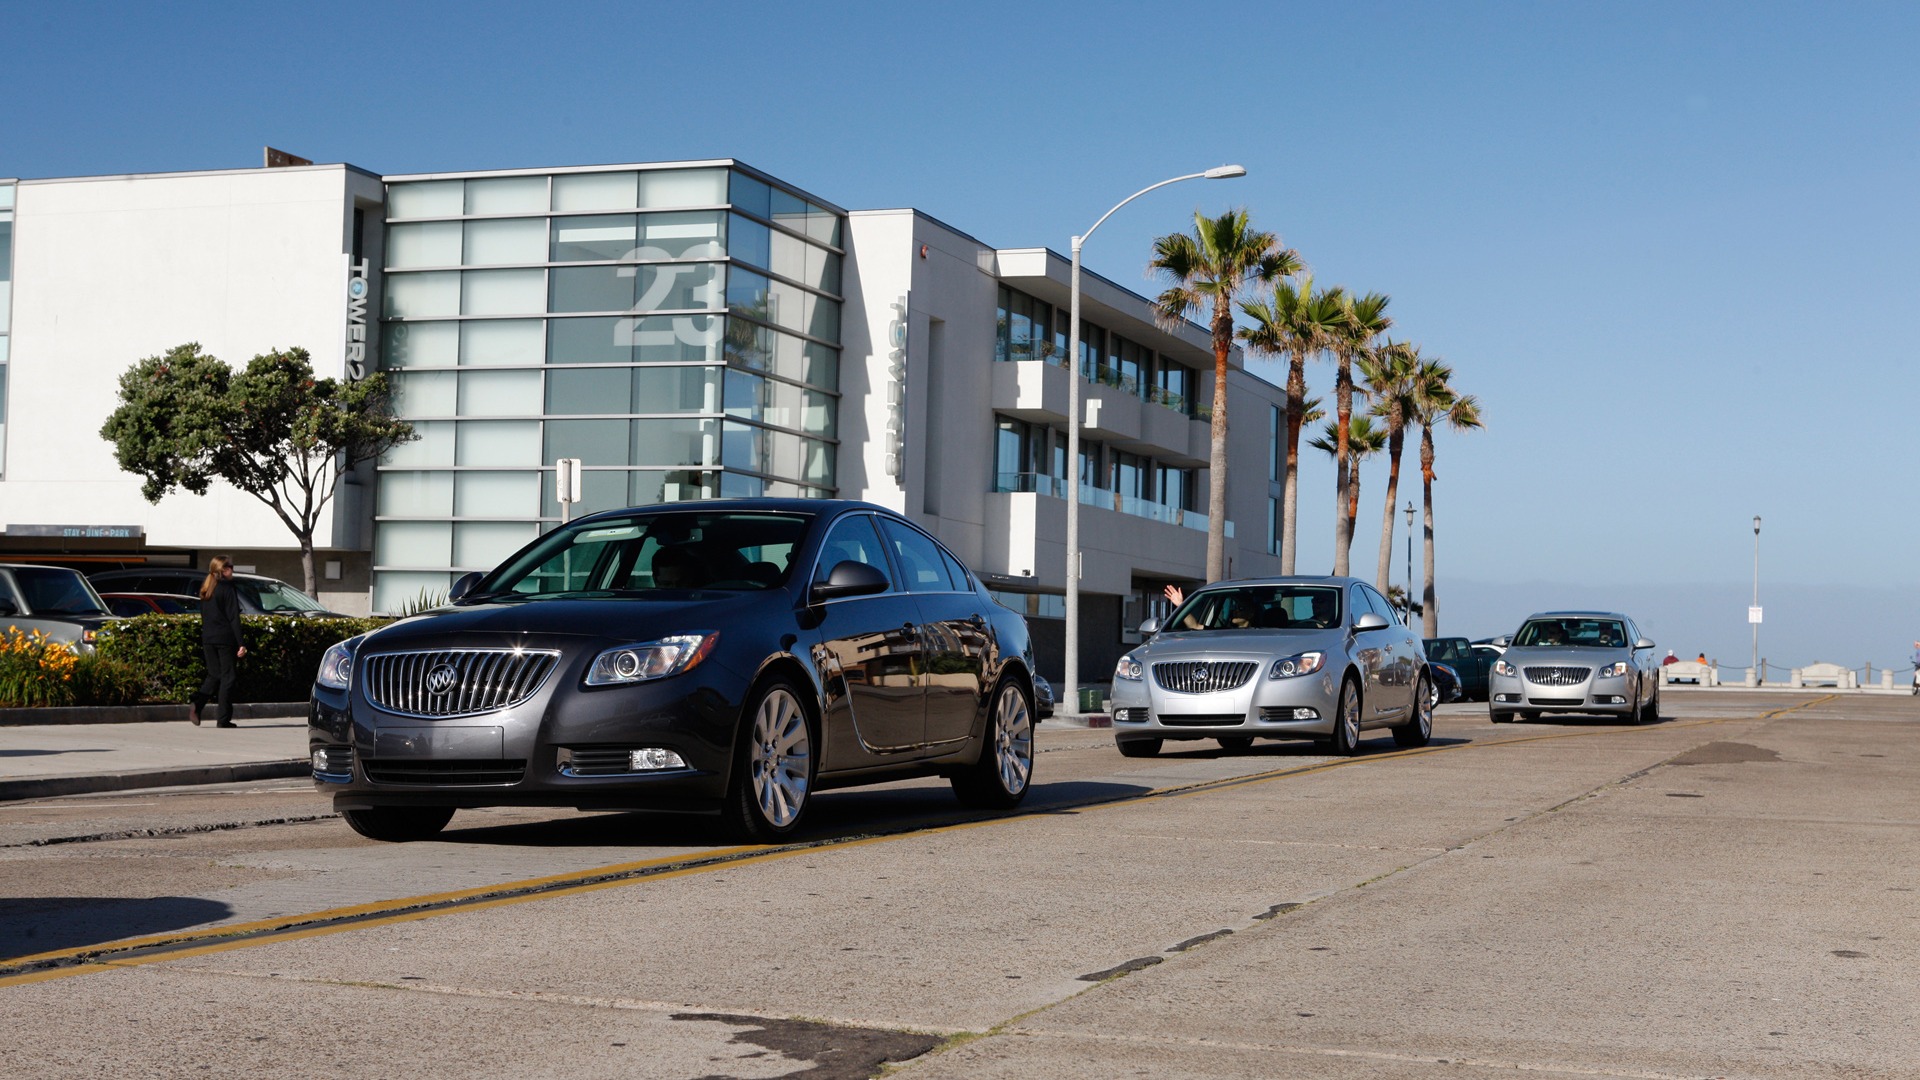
[992,474,1232,537]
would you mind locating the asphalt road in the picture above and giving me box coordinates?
[1,689,1915,1079]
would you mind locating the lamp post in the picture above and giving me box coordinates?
[1403,501,1415,626]
[1061,164,1246,718]
[1751,515,1761,678]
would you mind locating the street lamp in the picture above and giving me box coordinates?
[1403,501,1415,626]
[1061,164,1246,718]
[1751,515,1762,679]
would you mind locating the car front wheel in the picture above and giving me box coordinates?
[1393,674,1434,748]
[1330,678,1362,756]
[724,678,816,842]
[952,677,1034,809]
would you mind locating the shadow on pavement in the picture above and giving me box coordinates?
[0,895,235,960]
[0,748,113,758]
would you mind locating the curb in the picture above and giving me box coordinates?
[0,760,310,802]
[0,703,308,727]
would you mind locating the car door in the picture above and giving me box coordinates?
[877,517,988,750]
[1363,584,1417,716]
[1349,583,1396,719]
[808,513,927,758]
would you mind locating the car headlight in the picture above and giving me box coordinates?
[586,633,718,686]
[316,637,359,691]
[1598,661,1629,678]
[1114,653,1144,681]
[1493,659,1517,678]
[1269,651,1325,679]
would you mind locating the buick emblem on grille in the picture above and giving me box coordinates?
[1193,664,1210,683]
[424,663,460,695]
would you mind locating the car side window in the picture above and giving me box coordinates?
[813,515,898,590]
[1359,585,1396,622]
[938,547,972,592]
[878,519,955,593]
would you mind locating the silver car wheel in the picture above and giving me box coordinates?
[992,682,1034,796]
[749,687,811,829]
[1417,678,1435,737]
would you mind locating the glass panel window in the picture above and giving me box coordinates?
[550,265,635,313]
[460,319,545,366]
[463,217,547,265]
[547,367,631,415]
[383,420,454,466]
[806,202,842,248]
[382,321,457,368]
[391,371,458,417]
[387,180,462,219]
[453,521,538,568]
[384,272,460,318]
[769,189,808,235]
[456,420,541,466]
[634,418,719,466]
[376,470,453,515]
[634,365,720,413]
[464,175,547,215]
[387,221,461,268]
[544,419,630,466]
[552,171,637,212]
[634,469,716,505]
[375,521,452,567]
[728,213,771,270]
[0,185,14,209]
[640,211,725,259]
[637,168,726,209]
[806,244,841,295]
[454,471,539,517]
[550,316,633,364]
[723,370,834,435]
[373,572,454,614]
[552,215,637,261]
[458,369,542,415]
[634,261,722,312]
[462,268,545,316]
[729,172,772,219]
[634,313,725,363]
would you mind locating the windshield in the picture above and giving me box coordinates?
[477,511,809,599]
[12,568,110,617]
[1165,585,1342,631]
[1514,618,1627,648]
[234,579,327,613]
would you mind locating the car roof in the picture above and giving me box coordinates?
[569,498,894,525]
[0,563,86,572]
[1191,575,1371,589]
[1524,611,1630,620]
[91,568,290,584]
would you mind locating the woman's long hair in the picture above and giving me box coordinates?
[199,555,233,600]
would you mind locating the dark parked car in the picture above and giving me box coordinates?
[0,564,115,651]
[1430,661,1463,704]
[309,500,1040,842]
[88,568,340,617]
[99,592,201,617]
[1423,636,1499,700]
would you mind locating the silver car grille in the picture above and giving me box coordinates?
[1153,661,1258,695]
[361,648,561,718]
[1524,666,1592,686]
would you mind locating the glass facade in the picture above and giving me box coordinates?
[994,284,1196,415]
[373,166,844,611]
[0,182,12,476]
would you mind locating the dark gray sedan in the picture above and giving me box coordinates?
[1487,610,1661,724]
[1108,576,1433,757]
[309,500,1039,842]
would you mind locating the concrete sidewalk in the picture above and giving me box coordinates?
[0,718,309,801]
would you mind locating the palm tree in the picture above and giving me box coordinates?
[1329,292,1391,576]
[1238,279,1348,574]
[1358,341,1438,591]
[1308,415,1387,567]
[1151,210,1300,582]
[1411,368,1484,638]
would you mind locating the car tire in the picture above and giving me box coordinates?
[1393,674,1434,748]
[952,677,1034,810]
[342,806,454,842]
[1640,684,1660,724]
[1330,678,1362,756]
[1116,737,1162,758]
[1520,711,1540,722]
[1216,736,1255,752]
[724,677,816,843]
[1490,709,1512,724]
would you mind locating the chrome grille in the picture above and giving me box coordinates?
[1153,661,1258,694]
[361,649,561,718]
[1524,666,1591,687]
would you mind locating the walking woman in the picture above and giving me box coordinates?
[189,555,247,727]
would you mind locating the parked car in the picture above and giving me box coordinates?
[99,592,201,617]
[1423,636,1499,700]
[1430,661,1463,704]
[1488,611,1660,724]
[88,568,340,617]
[309,500,1040,842]
[1108,576,1433,758]
[0,564,115,651]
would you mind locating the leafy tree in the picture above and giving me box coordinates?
[1360,341,1443,591]
[1238,279,1348,573]
[1329,291,1392,576]
[1151,210,1299,582]
[1308,414,1387,565]
[1410,365,1484,638]
[100,344,415,595]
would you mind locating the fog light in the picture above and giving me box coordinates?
[1291,707,1320,720]
[1495,693,1520,703]
[311,749,330,771]
[630,748,687,771]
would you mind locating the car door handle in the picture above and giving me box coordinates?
[900,622,919,639]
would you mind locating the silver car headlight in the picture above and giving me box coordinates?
[586,633,718,686]
[1114,653,1144,681]
[1598,661,1629,678]
[316,637,359,690]
[1493,659,1518,678]
[1269,651,1325,679]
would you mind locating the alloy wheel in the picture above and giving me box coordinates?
[992,681,1034,796]
[749,687,812,828]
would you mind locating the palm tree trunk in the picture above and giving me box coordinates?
[1204,298,1233,582]
[1420,423,1438,639]
[1279,351,1307,575]
[1332,356,1353,575]
[1374,422,1405,590]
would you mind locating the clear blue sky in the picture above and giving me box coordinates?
[4,1,1915,667]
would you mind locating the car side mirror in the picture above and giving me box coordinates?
[1635,638,1655,651]
[1353,612,1390,632]
[1138,617,1161,636]
[1492,636,1510,648]
[448,571,484,601]
[810,560,890,603]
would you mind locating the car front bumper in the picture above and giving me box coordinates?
[1489,671,1636,715]
[1107,668,1342,740]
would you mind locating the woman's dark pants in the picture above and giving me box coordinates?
[193,643,237,724]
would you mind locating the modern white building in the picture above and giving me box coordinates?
[0,157,1290,684]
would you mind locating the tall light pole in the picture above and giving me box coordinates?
[1061,164,1246,717]
[1751,515,1762,678]
[1403,501,1415,626]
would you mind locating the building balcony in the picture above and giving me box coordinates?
[990,360,1209,467]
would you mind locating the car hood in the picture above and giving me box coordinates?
[360,593,779,650]
[1501,646,1627,667]
[1139,628,1347,658]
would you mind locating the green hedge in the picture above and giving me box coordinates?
[96,615,390,704]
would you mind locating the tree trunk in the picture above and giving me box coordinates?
[1279,351,1306,575]
[1205,297,1233,582]
[1420,424,1438,639]
[298,530,318,597]
[1332,355,1353,575]
[1374,420,1404,590]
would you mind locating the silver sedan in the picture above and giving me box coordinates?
[1487,610,1661,724]
[1108,576,1433,757]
